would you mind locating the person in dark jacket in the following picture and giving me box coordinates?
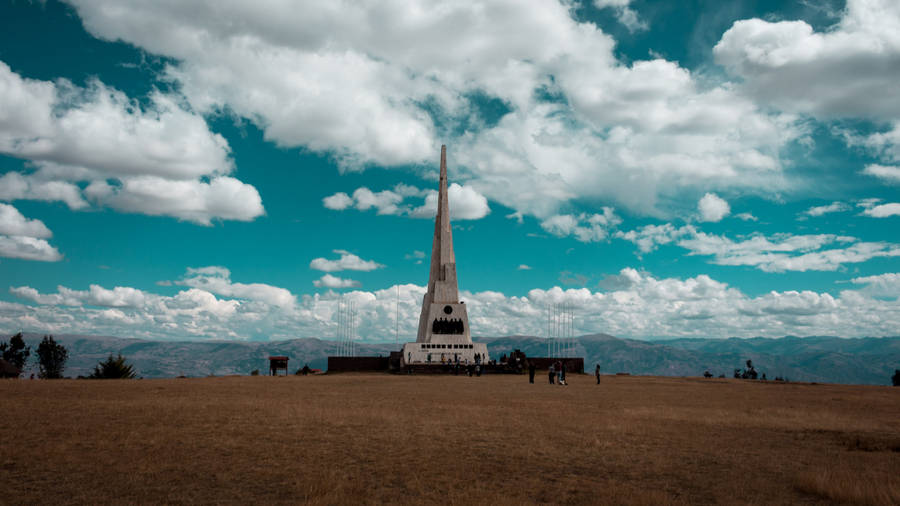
[528,362,536,383]
[595,363,601,384]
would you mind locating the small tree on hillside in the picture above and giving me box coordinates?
[744,359,758,380]
[88,354,137,379]
[36,335,68,379]
[0,332,31,376]
[737,359,759,380]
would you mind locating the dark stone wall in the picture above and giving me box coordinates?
[327,356,390,372]
[327,355,584,374]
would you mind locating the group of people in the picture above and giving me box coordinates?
[522,362,602,385]
[522,360,570,385]
[548,361,568,385]
[433,352,484,365]
[446,361,482,376]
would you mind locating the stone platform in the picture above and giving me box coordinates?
[327,356,390,372]
[400,340,489,366]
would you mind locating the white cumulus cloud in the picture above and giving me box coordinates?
[6,268,900,340]
[177,266,296,309]
[322,192,354,210]
[0,203,62,262]
[862,164,900,184]
[0,172,87,210]
[0,203,52,238]
[313,274,361,289]
[540,208,622,242]
[310,251,384,273]
[63,0,800,221]
[411,183,491,221]
[698,193,730,222]
[619,224,900,272]
[0,236,63,262]
[850,272,900,297]
[713,0,900,120]
[0,61,263,224]
[84,176,263,225]
[10,285,83,306]
[804,201,850,217]
[593,0,647,32]
[325,183,491,221]
[861,203,900,218]
[615,223,691,254]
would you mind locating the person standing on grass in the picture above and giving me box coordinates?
[556,360,563,385]
[528,362,535,383]
[560,361,567,385]
[549,363,555,384]
[595,363,601,384]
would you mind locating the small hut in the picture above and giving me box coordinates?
[268,356,289,376]
[0,359,20,378]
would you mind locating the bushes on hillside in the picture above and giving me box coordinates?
[734,359,759,380]
[36,335,68,379]
[88,354,137,379]
[0,333,30,376]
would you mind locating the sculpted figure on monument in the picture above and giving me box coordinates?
[431,317,465,334]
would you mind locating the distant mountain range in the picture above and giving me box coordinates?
[486,334,900,385]
[6,332,899,385]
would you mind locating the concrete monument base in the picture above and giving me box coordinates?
[400,341,489,365]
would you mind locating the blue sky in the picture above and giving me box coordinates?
[0,0,898,341]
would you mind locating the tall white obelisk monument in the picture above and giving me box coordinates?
[401,145,489,365]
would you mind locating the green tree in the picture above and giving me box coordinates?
[88,354,137,379]
[36,335,68,379]
[0,332,31,375]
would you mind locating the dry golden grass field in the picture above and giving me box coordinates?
[2,373,899,505]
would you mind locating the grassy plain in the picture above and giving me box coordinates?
[2,373,899,505]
